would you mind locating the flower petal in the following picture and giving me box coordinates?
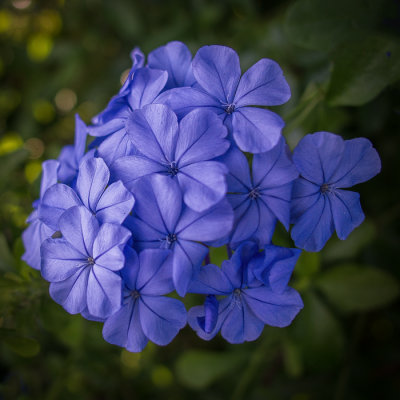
[232,107,284,153]
[189,264,233,295]
[175,109,229,166]
[329,189,365,240]
[126,104,178,163]
[139,295,186,345]
[178,161,228,212]
[221,147,252,192]
[127,67,168,109]
[40,159,60,199]
[192,45,241,103]
[148,41,195,90]
[235,58,291,107]
[76,157,110,213]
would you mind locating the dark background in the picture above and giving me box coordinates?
[0,0,399,399]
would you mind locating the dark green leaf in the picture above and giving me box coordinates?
[316,264,400,312]
[175,350,246,389]
[0,329,40,358]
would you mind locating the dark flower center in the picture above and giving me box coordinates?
[248,187,260,200]
[320,183,333,194]
[87,256,95,265]
[131,290,140,299]
[166,233,177,246]
[167,161,179,177]
[224,103,236,114]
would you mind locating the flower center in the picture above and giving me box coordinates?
[131,290,140,299]
[248,187,260,199]
[320,183,333,194]
[167,161,179,177]
[87,256,95,265]
[224,103,236,114]
[166,233,177,246]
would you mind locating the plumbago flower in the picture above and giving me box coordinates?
[221,137,298,248]
[39,157,134,231]
[22,41,382,352]
[157,45,291,153]
[188,241,303,343]
[290,132,381,252]
[103,248,186,352]
[41,206,131,318]
[111,104,230,212]
[125,174,233,296]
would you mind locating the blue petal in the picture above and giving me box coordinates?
[103,300,149,352]
[172,240,208,296]
[59,206,99,256]
[41,238,87,282]
[126,215,165,248]
[177,199,233,242]
[234,58,291,107]
[329,137,381,188]
[57,145,77,184]
[120,246,140,291]
[148,41,195,90]
[178,161,228,212]
[232,107,284,153]
[39,183,81,230]
[136,249,172,295]
[49,267,90,314]
[111,155,165,190]
[127,67,168,109]
[40,159,60,199]
[139,295,186,345]
[251,245,301,294]
[95,181,134,224]
[175,109,230,166]
[220,297,264,343]
[92,223,131,271]
[290,178,321,224]
[22,218,54,270]
[87,266,122,318]
[243,286,303,327]
[88,118,126,137]
[329,189,365,240]
[76,158,110,214]
[192,45,241,103]
[221,147,252,192]
[293,132,345,185]
[73,114,88,163]
[259,187,292,230]
[156,87,222,119]
[290,194,334,252]
[229,199,260,246]
[197,295,219,334]
[189,263,233,295]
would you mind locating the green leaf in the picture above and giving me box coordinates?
[327,34,400,106]
[316,264,400,312]
[175,350,246,389]
[0,233,15,272]
[288,290,345,370]
[284,0,386,51]
[0,329,40,357]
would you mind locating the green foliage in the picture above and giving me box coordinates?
[316,264,400,312]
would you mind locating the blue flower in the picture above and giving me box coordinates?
[188,242,303,344]
[41,206,131,318]
[148,41,196,90]
[22,159,59,270]
[290,132,381,251]
[125,174,233,296]
[157,45,291,153]
[103,248,187,352]
[88,67,168,165]
[111,104,230,212]
[222,138,298,248]
[39,157,134,230]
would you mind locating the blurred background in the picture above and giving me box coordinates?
[0,0,400,399]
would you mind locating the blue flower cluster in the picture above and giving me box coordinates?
[22,42,381,351]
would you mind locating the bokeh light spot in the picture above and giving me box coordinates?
[27,33,53,62]
[32,99,55,123]
[0,11,12,33]
[151,365,173,387]
[12,0,31,10]
[55,88,77,113]
[121,349,141,369]
[37,10,62,35]
[25,138,45,159]
[0,132,24,156]
[25,160,42,183]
